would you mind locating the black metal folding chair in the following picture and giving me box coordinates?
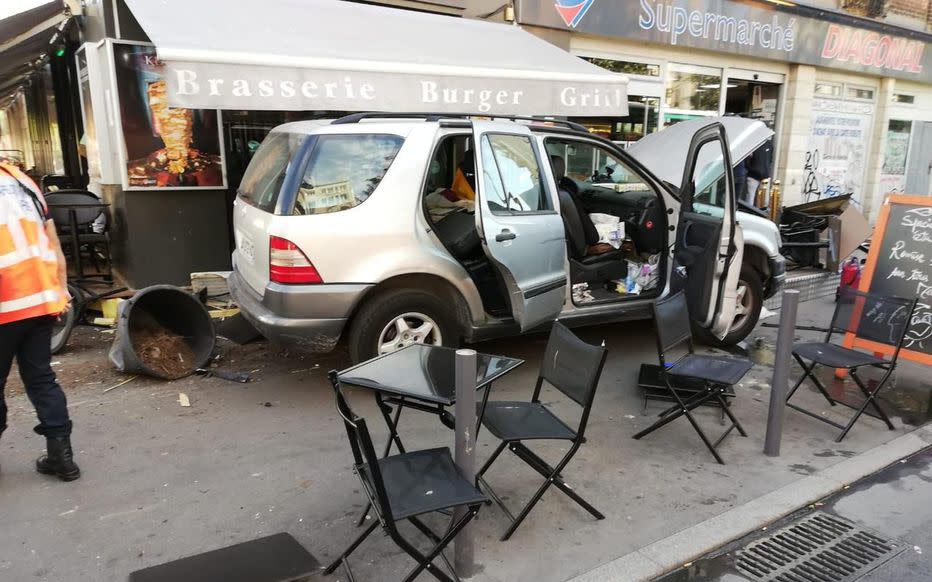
[324,372,487,582]
[632,291,750,464]
[475,322,607,541]
[786,287,918,442]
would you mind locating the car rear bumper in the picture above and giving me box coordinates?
[229,271,372,352]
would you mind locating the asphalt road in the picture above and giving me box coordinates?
[1,294,928,582]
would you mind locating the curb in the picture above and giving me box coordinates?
[565,424,932,582]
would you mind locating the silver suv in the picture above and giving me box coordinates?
[230,114,785,362]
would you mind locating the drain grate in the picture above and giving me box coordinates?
[735,511,907,582]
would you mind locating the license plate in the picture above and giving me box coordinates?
[238,231,255,264]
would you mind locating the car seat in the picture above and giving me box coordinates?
[550,155,626,284]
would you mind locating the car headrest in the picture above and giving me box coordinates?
[549,155,565,181]
[459,149,474,172]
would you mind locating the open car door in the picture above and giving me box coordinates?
[672,122,744,339]
[472,121,567,330]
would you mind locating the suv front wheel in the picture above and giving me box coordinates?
[699,266,764,347]
[348,288,459,362]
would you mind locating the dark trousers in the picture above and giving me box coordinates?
[0,315,72,439]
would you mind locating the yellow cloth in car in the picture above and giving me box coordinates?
[451,168,475,201]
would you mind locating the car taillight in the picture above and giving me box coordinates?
[269,236,322,284]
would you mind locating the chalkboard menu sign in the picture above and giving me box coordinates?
[853,195,932,365]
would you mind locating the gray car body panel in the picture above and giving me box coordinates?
[230,116,784,352]
[229,271,366,351]
[738,210,786,298]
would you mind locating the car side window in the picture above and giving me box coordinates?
[293,134,403,215]
[688,139,727,218]
[544,138,651,193]
[480,134,548,214]
[239,131,301,213]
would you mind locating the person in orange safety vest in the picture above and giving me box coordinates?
[0,163,80,481]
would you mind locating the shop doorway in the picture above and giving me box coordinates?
[724,78,781,131]
[906,122,932,196]
[724,70,783,205]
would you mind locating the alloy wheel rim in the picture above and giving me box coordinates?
[377,312,443,355]
[731,280,752,332]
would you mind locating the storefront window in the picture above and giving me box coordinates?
[814,83,842,98]
[571,97,660,146]
[573,56,661,146]
[846,86,875,101]
[883,120,912,176]
[45,83,65,175]
[582,56,660,77]
[665,64,722,125]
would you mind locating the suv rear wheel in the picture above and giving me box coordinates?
[348,288,459,362]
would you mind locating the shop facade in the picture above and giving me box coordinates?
[517,0,932,221]
[63,0,628,287]
[6,0,930,287]
[0,1,83,185]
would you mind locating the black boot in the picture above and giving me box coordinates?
[36,436,81,482]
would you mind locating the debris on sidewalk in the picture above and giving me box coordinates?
[194,368,251,383]
[289,364,320,374]
[103,375,137,394]
[190,271,231,298]
[178,393,190,407]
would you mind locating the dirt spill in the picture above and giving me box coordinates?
[134,327,196,379]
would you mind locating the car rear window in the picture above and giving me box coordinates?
[238,131,306,212]
[293,134,404,215]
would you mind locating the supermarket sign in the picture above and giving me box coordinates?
[821,24,924,75]
[522,0,930,83]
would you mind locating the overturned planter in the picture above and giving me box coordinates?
[109,285,215,380]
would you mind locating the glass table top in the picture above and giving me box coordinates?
[337,344,523,406]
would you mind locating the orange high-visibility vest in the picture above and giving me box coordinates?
[0,163,66,325]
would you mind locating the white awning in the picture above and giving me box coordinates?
[124,0,628,116]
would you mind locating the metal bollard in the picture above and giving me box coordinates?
[764,290,800,457]
[453,349,477,577]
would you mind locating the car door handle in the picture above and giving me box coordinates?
[495,230,516,242]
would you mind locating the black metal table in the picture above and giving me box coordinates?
[45,200,109,279]
[337,344,523,525]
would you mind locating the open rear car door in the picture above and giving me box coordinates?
[672,122,744,339]
[472,121,568,330]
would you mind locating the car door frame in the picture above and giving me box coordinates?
[675,122,744,338]
[540,133,671,309]
[472,121,568,331]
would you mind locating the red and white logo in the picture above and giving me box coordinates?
[554,0,595,29]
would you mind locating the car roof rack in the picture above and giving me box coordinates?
[331,112,589,133]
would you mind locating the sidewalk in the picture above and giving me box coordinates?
[645,445,932,582]
[0,296,928,581]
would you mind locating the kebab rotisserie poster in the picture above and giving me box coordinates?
[113,43,225,189]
